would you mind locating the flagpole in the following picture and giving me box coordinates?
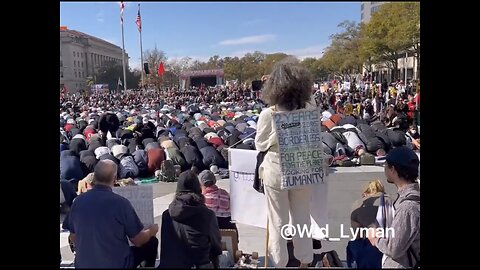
[138,4,145,91]
[120,2,127,91]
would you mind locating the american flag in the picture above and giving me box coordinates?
[120,1,124,24]
[136,4,142,32]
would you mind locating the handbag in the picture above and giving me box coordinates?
[253,150,268,194]
[252,106,277,194]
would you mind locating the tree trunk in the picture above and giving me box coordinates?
[391,59,398,82]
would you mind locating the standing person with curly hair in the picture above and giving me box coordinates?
[255,57,316,267]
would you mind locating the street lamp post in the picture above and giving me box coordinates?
[405,51,408,83]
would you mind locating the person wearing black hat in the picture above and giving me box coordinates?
[367,146,420,268]
[159,171,222,268]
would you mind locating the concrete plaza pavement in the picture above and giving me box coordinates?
[61,166,396,266]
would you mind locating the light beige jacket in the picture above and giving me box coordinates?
[255,100,317,189]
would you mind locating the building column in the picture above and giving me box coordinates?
[413,55,417,80]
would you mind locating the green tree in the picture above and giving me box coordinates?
[223,57,244,82]
[143,47,168,90]
[241,51,265,83]
[260,53,289,75]
[95,61,140,90]
[358,22,376,74]
[362,2,420,81]
[321,21,364,80]
[206,55,224,69]
[301,57,328,81]
[165,57,192,89]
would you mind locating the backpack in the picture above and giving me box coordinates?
[360,153,376,165]
[253,106,276,194]
[158,160,176,182]
[253,151,267,194]
[401,195,420,269]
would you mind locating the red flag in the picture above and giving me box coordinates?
[158,61,165,76]
[120,1,124,24]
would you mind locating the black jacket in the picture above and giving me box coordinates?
[69,138,87,156]
[200,146,227,168]
[159,193,222,268]
[79,150,97,175]
[181,145,205,171]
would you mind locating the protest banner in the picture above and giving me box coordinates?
[228,148,328,239]
[228,149,268,229]
[273,108,325,190]
[113,185,154,227]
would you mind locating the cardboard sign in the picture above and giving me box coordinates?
[228,149,268,228]
[228,148,329,239]
[113,185,154,227]
[273,108,325,190]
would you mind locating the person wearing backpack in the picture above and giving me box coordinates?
[367,146,420,268]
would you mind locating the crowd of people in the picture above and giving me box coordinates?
[60,57,420,268]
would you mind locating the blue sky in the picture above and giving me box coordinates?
[60,2,360,69]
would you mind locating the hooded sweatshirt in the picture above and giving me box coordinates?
[60,150,85,185]
[159,171,222,268]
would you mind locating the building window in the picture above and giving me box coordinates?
[361,3,364,11]
[371,6,380,14]
[82,71,85,78]
[77,52,80,58]
[81,62,84,68]
[74,61,76,67]
[75,71,77,78]
[81,53,83,58]
[73,51,75,57]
